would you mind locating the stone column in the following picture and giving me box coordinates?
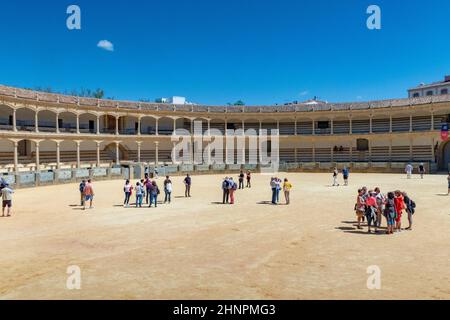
[76,141,81,169]
[56,113,60,133]
[137,117,141,136]
[155,118,159,136]
[96,115,100,134]
[330,119,334,135]
[13,109,17,132]
[35,141,41,172]
[173,118,177,134]
[96,141,101,167]
[115,116,119,135]
[369,115,373,134]
[294,118,297,136]
[431,112,434,130]
[56,141,61,170]
[312,142,316,162]
[137,142,142,163]
[155,141,159,166]
[13,140,19,173]
[312,120,315,135]
[349,116,353,134]
[115,141,120,164]
[409,114,413,132]
[35,111,39,132]
[389,114,393,133]
[76,114,80,134]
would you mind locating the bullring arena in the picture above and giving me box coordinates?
[0,85,450,299]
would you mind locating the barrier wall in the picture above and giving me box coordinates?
[0,161,438,189]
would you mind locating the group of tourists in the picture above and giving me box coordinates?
[270,177,293,205]
[0,177,14,217]
[221,171,251,204]
[120,173,192,208]
[355,186,416,234]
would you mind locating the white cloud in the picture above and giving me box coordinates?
[299,90,309,96]
[356,95,363,100]
[97,40,114,52]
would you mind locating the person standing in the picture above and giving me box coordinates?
[246,171,251,188]
[355,189,365,230]
[222,177,230,204]
[403,191,415,231]
[1,185,14,217]
[184,174,192,197]
[283,178,292,205]
[448,173,450,195]
[394,190,405,232]
[83,179,94,210]
[79,180,86,206]
[365,191,378,233]
[144,177,152,204]
[342,167,349,186]
[238,171,245,189]
[332,168,339,186]
[384,192,397,235]
[123,180,133,207]
[405,163,413,179]
[275,177,282,203]
[374,187,385,228]
[164,176,172,204]
[418,163,426,179]
[229,178,237,204]
[135,181,144,208]
[270,177,277,205]
[149,181,160,207]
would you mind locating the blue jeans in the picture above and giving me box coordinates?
[164,191,171,203]
[271,188,277,204]
[150,193,158,207]
[135,194,143,207]
[276,188,280,203]
[124,192,131,205]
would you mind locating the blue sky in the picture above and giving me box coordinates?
[0,0,449,105]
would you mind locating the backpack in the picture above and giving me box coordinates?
[79,183,85,193]
[232,182,238,191]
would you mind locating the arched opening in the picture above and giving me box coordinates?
[296,117,313,135]
[441,141,450,171]
[333,116,351,134]
[79,140,99,164]
[159,117,175,135]
[279,118,295,135]
[0,139,14,171]
[351,116,370,134]
[58,112,77,133]
[314,117,331,135]
[118,115,139,135]
[38,110,57,132]
[0,104,14,130]
[209,118,225,135]
[16,107,36,131]
[140,116,157,135]
[103,142,128,164]
[79,113,98,134]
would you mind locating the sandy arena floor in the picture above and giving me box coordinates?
[0,172,449,300]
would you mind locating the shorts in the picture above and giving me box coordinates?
[2,200,12,208]
[386,217,395,226]
[85,195,94,201]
